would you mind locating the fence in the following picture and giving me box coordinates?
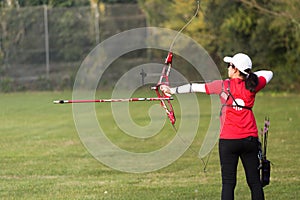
[0,4,146,91]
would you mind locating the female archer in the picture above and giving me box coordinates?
[160,53,273,200]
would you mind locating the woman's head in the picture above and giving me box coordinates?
[224,53,258,92]
[224,53,252,75]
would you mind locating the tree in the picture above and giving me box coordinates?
[138,0,300,91]
[0,0,89,7]
[138,0,170,26]
[204,0,300,91]
[102,0,137,3]
[238,0,300,91]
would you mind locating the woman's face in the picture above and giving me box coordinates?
[227,63,237,78]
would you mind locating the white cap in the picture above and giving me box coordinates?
[223,53,252,75]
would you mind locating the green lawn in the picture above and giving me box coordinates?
[0,91,299,199]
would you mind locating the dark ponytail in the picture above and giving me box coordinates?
[242,69,258,92]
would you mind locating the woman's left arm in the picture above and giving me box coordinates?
[169,83,206,94]
[160,80,223,96]
[160,83,206,96]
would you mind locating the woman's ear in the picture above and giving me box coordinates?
[234,68,239,74]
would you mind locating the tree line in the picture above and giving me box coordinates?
[1,0,299,92]
[138,0,300,92]
[0,0,137,7]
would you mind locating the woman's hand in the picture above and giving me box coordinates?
[160,84,172,97]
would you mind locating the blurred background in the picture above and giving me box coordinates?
[0,0,299,92]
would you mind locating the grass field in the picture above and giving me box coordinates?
[0,91,299,199]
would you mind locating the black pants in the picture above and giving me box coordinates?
[219,137,264,200]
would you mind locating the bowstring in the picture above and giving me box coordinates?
[168,1,200,52]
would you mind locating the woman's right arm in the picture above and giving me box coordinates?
[253,70,273,92]
[254,70,273,84]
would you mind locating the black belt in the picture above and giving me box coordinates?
[243,136,258,142]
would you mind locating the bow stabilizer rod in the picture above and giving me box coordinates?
[54,97,173,104]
